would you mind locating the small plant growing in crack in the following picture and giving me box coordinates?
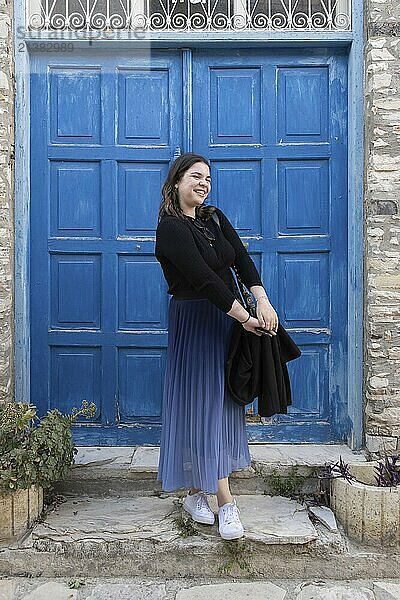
[253,463,307,499]
[254,463,335,507]
[67,579,85,589]
[173,513,198,538]
[267,464,308,498]
[296,467,330,507]
[217,538,257,577]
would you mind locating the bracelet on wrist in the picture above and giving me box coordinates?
[240,314,251,324]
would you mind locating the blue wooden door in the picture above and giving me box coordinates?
[193,49,348,443]
[30,48,348,445]
[30,50,182,444]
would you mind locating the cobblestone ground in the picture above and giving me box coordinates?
[1,577,400,600]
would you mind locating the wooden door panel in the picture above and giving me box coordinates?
[192,49,348,442]
[30,51,182,443]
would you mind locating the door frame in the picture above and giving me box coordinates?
[13,0,364,449]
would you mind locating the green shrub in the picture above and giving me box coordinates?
[0,400,96,493]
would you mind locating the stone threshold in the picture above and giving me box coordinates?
[73,444,367,473]
[53,443,368,497]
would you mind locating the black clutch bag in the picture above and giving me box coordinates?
[231,265,273,336]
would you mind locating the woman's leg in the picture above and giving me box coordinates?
[189,476,233,504]
[217,476,233,507]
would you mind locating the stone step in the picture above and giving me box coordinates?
[2,492,400,581]
[54,444,368,498]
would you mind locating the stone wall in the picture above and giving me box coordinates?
[365,0,400,455]
[0,0,13,403]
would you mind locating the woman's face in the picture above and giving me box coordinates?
[174,161,211,212]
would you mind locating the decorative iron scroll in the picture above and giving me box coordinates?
[26,0,351,32]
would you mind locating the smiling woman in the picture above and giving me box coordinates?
[158,154,214,221]
[155,152,276,540]
[173,162,211,217]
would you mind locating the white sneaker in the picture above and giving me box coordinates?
[218,499,244,540]
[183,490,215,525]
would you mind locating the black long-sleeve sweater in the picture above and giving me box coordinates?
[155,206,263,313]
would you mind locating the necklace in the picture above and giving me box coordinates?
[184,215,216,247]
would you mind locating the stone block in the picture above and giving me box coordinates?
[22,581,78,600]
[130,446,159,471]
[28,485,39,527]
[296,583,375,600]
[375,275,400,288]
[0,580,16,600]
[12,489,29,538]
[372,581,400,600]
[0,70,8,90]
[0,17,9,39]
[369,48,397,62]
[368,408,400,437]
[307,505,338,532]
[85,583,167,600]
[369,376,389,389]
[176,583,287,600]
[74,446,135,467]
[365,434,398,453]
[0,486,44,542]
[231,494,318,544]
[0,492,12,540]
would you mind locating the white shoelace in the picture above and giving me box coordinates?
[220,502,241,525]
[195,492,210,512]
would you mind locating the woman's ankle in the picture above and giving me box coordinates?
[217,494,233,507]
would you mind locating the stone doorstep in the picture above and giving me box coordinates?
[28,494,321,546]
[4,493,339,577]
[2,493,400,580]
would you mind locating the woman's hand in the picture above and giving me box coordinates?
[255,298,279,335]
[242,316,264,336]
[228,298,277,337]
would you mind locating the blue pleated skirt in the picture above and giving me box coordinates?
[157,297,251,494]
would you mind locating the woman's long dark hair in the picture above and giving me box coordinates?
[158,153,216,222]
